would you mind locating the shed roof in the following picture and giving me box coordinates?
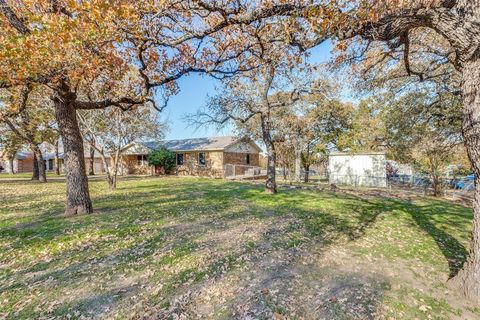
[329,151,386,156]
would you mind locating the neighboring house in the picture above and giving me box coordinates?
[328,152,387,187]
[0,144,106,174]
[0,150,34,173]
[121,136,262,178]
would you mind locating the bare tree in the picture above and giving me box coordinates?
[78,106,165,190]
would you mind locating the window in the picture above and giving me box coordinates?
[48,159,54,171]
[137,155,146,166]
[246,154,250,165]
[198,152,206,166]
[176,153,184,165]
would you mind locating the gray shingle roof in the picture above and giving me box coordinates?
[142,136,241,152]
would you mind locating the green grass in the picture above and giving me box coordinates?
[0,172,65,179]
[0,176,476,319]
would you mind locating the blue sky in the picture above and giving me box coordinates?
[161,41,333,140]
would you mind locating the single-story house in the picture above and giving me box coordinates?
[121,136,262,178]
[0,150,34,173]
[1,136,262,179]
[328,152,387,187]
[0,144,106,174]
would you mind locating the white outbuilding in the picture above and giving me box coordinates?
[328,152,387,188]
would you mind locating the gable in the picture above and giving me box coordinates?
[122,143,152,155]
[224,140,261,153]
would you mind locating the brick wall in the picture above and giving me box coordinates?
[223,152,259,166]
[119,155,152,175]
[175,151,224,178]
[17,157,34,173]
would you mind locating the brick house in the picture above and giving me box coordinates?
[0,150,34,173]
[120,136,262,178]
[1,136,262,178]
[0,144,106,174]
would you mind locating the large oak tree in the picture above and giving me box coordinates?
[0,0,299,214]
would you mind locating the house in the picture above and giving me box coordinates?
[1,136,262,179]
[0,144,106,174]
[121,136,262,178]
[328,152,387,187]
[0,150,34,173]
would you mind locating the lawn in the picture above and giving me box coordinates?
[0,176,477,319]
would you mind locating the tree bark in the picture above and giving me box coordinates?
[32,152,39,180]
[88,142,95,175]
[32,145,47,183]
[294,144,302,182]
[430,165,442,197]
[449,57,480,303]
[55,139,60,175]
[260,113,277,194]
[304,165,310,183]
[265,141,277,194]
[8,157,14,174]
[53,96,93,215]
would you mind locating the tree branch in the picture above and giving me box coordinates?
[0,0,30,34]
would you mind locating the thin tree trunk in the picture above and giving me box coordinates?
[96,146,117,190]
[261,114,277,194]
[265,141,277,194]
[32,152,39,180]
[32,145,47,183]
[53,95,92,215]
[294,144,302,182]
[110,148,121,190]
[8,157,14,174]
[304,165,310,183]
[88,142,95,175]
[449,57,480,303]
[55,139,60,175]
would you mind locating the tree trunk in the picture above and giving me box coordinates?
[431,168,442,197]
[304,165,310,183]
[53,96,93,215]
[107,174,117,190]
[294,144,302,182]
[265,141,277,194]
[449,57,480,303]
[32,152,39,180]
[32,145,47,183]
[8,157,14,174]
[55,139,60,175]
[88,142,95,175]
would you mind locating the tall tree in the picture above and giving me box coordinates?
[0,0,301,214]
[282,1,480,300]
[195,61,311,193]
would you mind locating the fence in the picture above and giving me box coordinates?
[276,168,328,182]
[388,175,475,199]
[329,173,388,188]
[224,164,266,180]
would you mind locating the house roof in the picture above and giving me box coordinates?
[139,136,262,153]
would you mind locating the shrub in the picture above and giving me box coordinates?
[147,147,176,174]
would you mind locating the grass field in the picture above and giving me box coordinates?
[0,172,64,179]
[0,176,477,319]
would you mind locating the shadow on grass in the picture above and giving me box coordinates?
[405,200,469,278]
[0,178,473,318]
